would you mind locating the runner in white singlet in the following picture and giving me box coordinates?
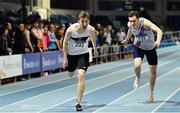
[63,11,98,111]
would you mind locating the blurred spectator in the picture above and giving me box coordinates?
[95,23,101,31]
[115,27,126,42]
[112,16,121,29]
[24,23,34,53]
[13,23,26,54]
[3,22,15,50]
[30,19,42,52]
[115,27,126,59]
[37,20,45,52]
[48,23,60,51]
[97,28,105,46]
[56,24,66,51]
[0,28,12,55]
[95,23,103,47]
[42,25,50,51]
[106,25,113,45]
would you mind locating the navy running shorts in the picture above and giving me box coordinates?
[133,46,158,65]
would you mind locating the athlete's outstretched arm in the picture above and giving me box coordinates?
[90,26,98,57]
[121,28,132,45]
[144,19,163,47]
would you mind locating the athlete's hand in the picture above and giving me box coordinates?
[121,39,129,45]
[62,59,68,69]
[155,41,161,48]
[93,49,98,58]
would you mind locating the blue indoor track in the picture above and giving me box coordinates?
[0,45,180,113]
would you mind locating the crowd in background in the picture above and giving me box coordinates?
[0,20,64,56]
[0,17,129,57]
[1,12,180,82]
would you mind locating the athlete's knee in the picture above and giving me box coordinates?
[134,58,142,70]
[77,70,85,81]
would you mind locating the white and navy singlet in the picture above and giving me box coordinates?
[68,23,91,55]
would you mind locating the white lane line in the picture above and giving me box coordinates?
[0,48,179,112]
[0,61,131,96]
[0,64,136,111]
[36,56,180,113]
[151,87,180,113]
[0,45,177,96]
[0,50,179,111]
[92,67,180,113]
[0,47,179,109]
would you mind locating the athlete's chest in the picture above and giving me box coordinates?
[131,25,146,36]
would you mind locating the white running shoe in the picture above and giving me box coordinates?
[133,77,140,89]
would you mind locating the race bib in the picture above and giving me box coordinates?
[74,40,85,47]
[71,36,88,48]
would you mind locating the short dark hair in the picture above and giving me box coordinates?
[128,11,140,18]
[78,11,90,20]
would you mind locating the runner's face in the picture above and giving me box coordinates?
[129,15,139,27]
[79,17,89,29]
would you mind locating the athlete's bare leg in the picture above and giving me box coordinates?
[147,65,157,102]
[76,69,86,104]
[133,58,142,89]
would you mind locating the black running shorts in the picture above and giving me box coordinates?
[67,52,89,72]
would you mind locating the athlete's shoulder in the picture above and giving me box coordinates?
[140,17,151,23]
[88,25,95,31]
[66,23,77,33]
[139,17,145,20]
[68,23,78,29]
[143,18,154,28]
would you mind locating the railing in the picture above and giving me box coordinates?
[0,31,180,84]
[91,44,133,64]
[91,30,180,64]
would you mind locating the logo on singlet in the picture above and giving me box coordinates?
[135,40,141,46]
[71,36,89,47]
[135,26,148,41]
